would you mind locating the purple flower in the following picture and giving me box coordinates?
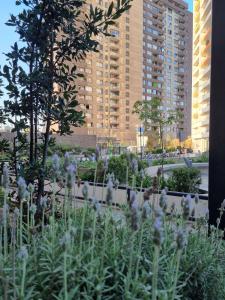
[52,154,60,173]
[159,189,167,212]
[17,246,28,261]
[131,198,139,230]
[106,179,113,205]
[131,158,138,173]
[3,164,9,189]
[82,182,89,201]
[176,229,186,250]
[153,217,164,247]
[66,164,76,189]
[142,201,151,219]
[17,177,27,199]
[64,152,70,171]
[103,157,109,171]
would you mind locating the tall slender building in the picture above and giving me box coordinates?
[72,0,192,147]
[143,0,192,142]
[192,0,212,152]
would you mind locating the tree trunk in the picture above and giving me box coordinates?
[29,48,35,169]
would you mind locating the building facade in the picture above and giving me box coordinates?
[72,0,192,147]
[143,0,192,143]
[192,0,212,152]
[73,0,143,146]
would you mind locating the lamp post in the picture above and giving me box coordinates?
[209,0,225,229]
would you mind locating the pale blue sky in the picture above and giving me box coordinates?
[0,0,193,68]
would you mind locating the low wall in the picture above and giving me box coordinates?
[0,132,97,149]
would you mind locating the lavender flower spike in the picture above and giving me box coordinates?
[82,182,89,201]
[153,217,164,247]
[106,179,113,205]
[131,198,139,230]
[17,177,27,200]
[176,229,186,250]
[52,153,60,173]
[66,164,76,189]
[17,246,28,261]
[3,164,9,189]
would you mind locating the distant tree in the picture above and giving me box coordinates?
[0,0,133,205]
[133,97,182,170]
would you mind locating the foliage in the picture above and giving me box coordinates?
[0,0,132,202]
[152,158,177,166]
[165,167,201,193]
[106,156,129,184]
[0,161,225,299]
[133,98,182,150]
[135,173,152,188]
[193,153,209,163]
[0,137,10,153]
[182,136,192,149]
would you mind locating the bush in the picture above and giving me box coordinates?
[166,167,201,193]
[152,148,163,154]
[1,198,225,299]
[152,158,177,166]
[135,173,152,188]
[193,153,209,163]
[107,156,129,184]
[1,155,225,299]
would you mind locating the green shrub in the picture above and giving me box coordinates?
[135,173,152,188]
[107,156,129,184]
[193,153,209,163]
[152,158,177,166]
[166,167,201,193]
[152,148,163,154]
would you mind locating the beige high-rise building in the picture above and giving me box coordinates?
[143,0,192,142]
[72,0,192,147]
[192,0,212,152]
[73,0,143,146]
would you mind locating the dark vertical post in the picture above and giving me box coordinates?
[209,0,225,228]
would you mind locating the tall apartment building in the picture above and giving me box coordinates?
[192,0,212,152]
[143,0,192,142]
[73,0,192,147]
[73,0,143,146]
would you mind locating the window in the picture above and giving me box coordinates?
[85,86,92,92]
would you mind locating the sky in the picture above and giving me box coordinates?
[0,0,193,67]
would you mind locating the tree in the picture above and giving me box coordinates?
[0,0,133,205]
[133,97,182,170]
